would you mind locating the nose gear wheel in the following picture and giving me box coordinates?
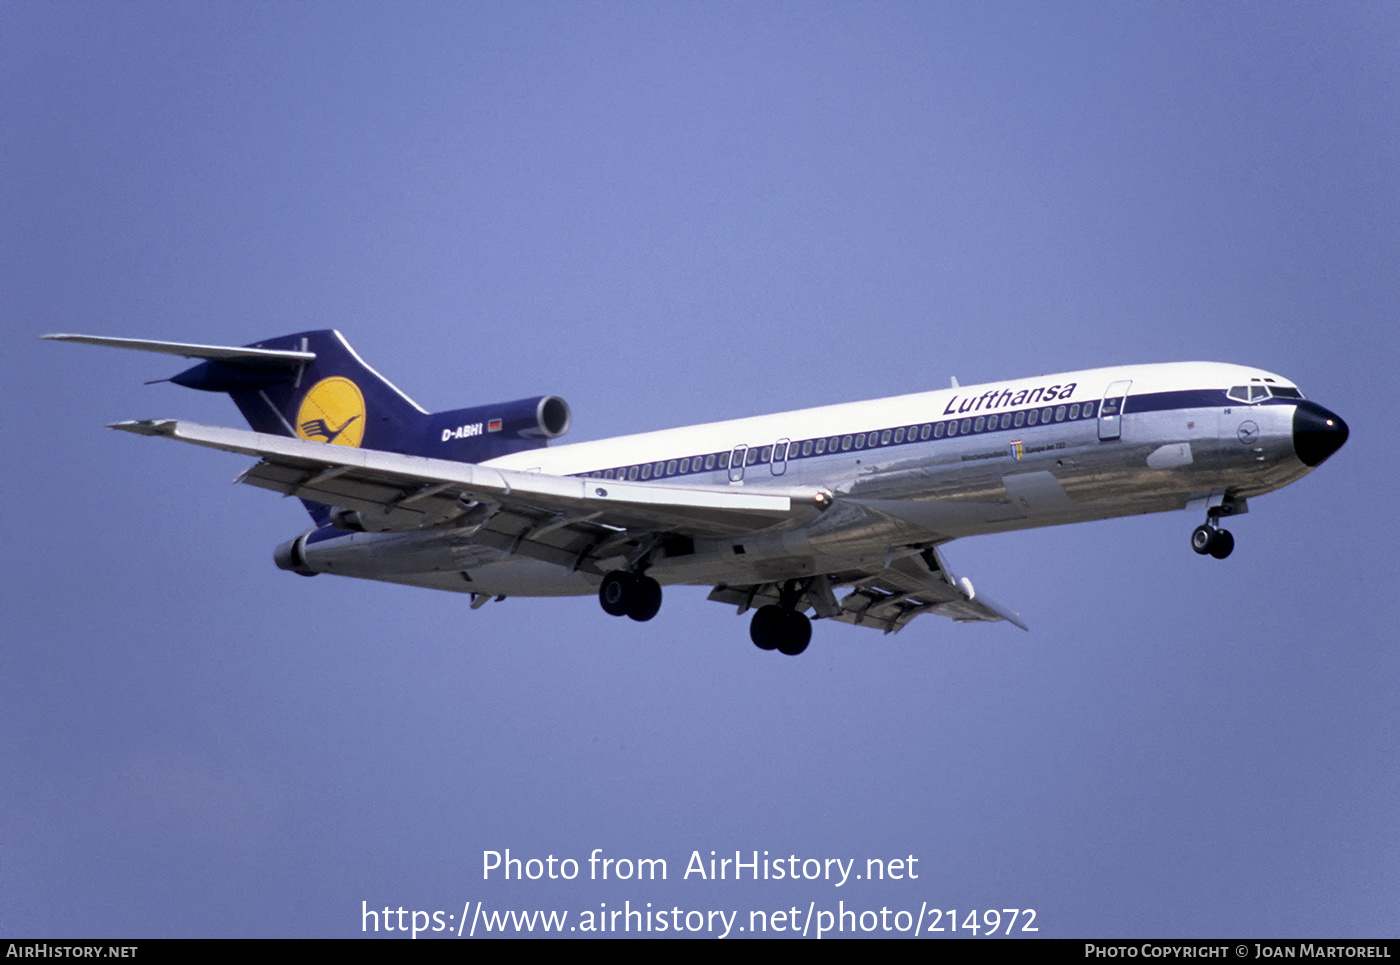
[1190,524,1234,559]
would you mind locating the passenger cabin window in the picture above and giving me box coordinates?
[563,385,1184,484]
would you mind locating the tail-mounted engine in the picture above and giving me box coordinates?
[427,395,571,462]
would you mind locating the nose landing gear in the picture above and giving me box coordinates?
[1189,491,1245,560]
[1191,523,1234,559]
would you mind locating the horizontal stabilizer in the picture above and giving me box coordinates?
[42,334,315,366]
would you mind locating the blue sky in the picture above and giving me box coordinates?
[4,2,1397,938]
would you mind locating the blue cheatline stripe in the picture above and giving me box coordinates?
[568,387,1285,483]
[1124,389,1222,414]
[1125,388,1299,414]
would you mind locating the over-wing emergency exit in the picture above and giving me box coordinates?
[46,330,1348,655]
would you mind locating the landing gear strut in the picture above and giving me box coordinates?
[748,580,812,655]
[598,570,663,621]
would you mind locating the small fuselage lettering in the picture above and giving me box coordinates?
[443,423,484,442]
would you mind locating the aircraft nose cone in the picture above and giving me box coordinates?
[1292,400,1349,467]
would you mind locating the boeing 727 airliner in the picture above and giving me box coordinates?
[47,331,1348,655]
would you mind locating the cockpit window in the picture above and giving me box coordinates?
[1227,384,1304,403]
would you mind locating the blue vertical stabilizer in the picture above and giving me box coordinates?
[48,329,571,523]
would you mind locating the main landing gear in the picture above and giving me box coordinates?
[748,580,813,656]
[598,570,663,622]
[1191,523,1234,560]
[749,605,812,656]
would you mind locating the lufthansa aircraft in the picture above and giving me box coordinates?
[48,331,1348,655]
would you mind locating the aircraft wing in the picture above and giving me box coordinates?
[110,419,823,575]
[707,544,1027,634]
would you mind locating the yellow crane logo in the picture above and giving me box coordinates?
[295,377,365,447]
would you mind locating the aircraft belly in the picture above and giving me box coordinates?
[1001,470,1075,514]
[454,558,601,597]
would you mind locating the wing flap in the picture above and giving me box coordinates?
[707,544,1026,635]
[850,546,1026,631]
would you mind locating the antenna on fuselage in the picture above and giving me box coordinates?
[950,376,959,388]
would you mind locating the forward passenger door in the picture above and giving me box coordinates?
[1098,380,1132,441]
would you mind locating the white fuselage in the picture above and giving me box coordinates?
[300,361,1330,597]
